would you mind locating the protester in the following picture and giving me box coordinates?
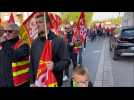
[0,23,30,87]
[30,12,70,87]
[65,24,78,69]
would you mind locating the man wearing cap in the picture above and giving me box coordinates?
[0,23,30,87]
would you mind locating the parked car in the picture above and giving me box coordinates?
[109,26,134,60]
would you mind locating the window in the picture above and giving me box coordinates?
[122,29,134,37]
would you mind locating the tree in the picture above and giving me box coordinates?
[61,12,93,27]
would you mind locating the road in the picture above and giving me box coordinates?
[83,38,104,84]
[62,37,104,87]
[63,36,134,87]
[90,37,134,87]
[111,53,134,86]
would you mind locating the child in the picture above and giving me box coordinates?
[71,65,93,87]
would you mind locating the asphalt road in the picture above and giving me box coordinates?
[83,38,104,84]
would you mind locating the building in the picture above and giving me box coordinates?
[122,12,134,27]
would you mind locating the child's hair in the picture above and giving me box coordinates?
[72,65,90,80]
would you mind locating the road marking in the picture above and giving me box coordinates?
[93,50,101,53]
[94,38,114,87]
[94,39,106,87]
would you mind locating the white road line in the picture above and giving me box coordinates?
[102,38,114,87]
[94,39,106,87]
[93,50,101,53]
[94,38,114,87]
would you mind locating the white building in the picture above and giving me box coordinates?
[122,12,134,27]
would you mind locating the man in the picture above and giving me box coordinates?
[30,12,70,87]
[0,23,30,87]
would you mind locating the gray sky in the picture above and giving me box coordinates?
[93,12,124,21]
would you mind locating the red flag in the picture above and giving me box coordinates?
[72,12,86,43]
[71,12,87,54]
[77,12,87,43]
[0,18,1,24]
[78,12,85,26]
[19,12,38,46]
[48,13,62,35]
[35,40,58,87]
[48,13,57,30]
[8,13,15,24]
[55,15,62,26]
[0,17,3,26]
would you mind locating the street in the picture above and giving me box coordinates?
[84,37,134,87]
[63,37,134,87]
[83,38,104,84]
[1,12,134,87]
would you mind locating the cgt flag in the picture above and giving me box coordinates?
[48,12,62,36]
[19,12,38,46]
[35,40,58,87]
[35,40,57,87]
[77,12,87,43]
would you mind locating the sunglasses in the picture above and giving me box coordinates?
[4,30,14,33]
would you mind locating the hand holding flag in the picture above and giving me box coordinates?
[35,12,58,87]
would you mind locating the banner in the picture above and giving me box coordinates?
[19,12,38,46]
[35,40,58,87]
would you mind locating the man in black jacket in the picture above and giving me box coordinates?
[30,12,70,87]
[65,25,78,69]
[0,23,30,87]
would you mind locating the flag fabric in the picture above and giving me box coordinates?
[48,13,57,30]
[19,12,58,87]
[77,12,87,43]
[19,25,31,45]
[35,40,58,87]
[19,12,38,46]
[0,17,4,26]
[0,18,1,25]
[48,13,62,36]
[8,13,15,24]
[71,12,87,54]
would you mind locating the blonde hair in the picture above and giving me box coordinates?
[72,65,90,81]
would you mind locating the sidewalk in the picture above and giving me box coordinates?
[94,38,114,87]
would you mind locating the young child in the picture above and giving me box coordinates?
[71,65,93,87]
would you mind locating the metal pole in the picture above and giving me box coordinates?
[44,12,48,40]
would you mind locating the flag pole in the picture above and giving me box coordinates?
[44,12,48,40]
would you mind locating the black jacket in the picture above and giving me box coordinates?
[66,31,74,53]
[0,36,30,87]
[30,31,70,84]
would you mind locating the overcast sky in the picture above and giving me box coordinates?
[92,12,124,21]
